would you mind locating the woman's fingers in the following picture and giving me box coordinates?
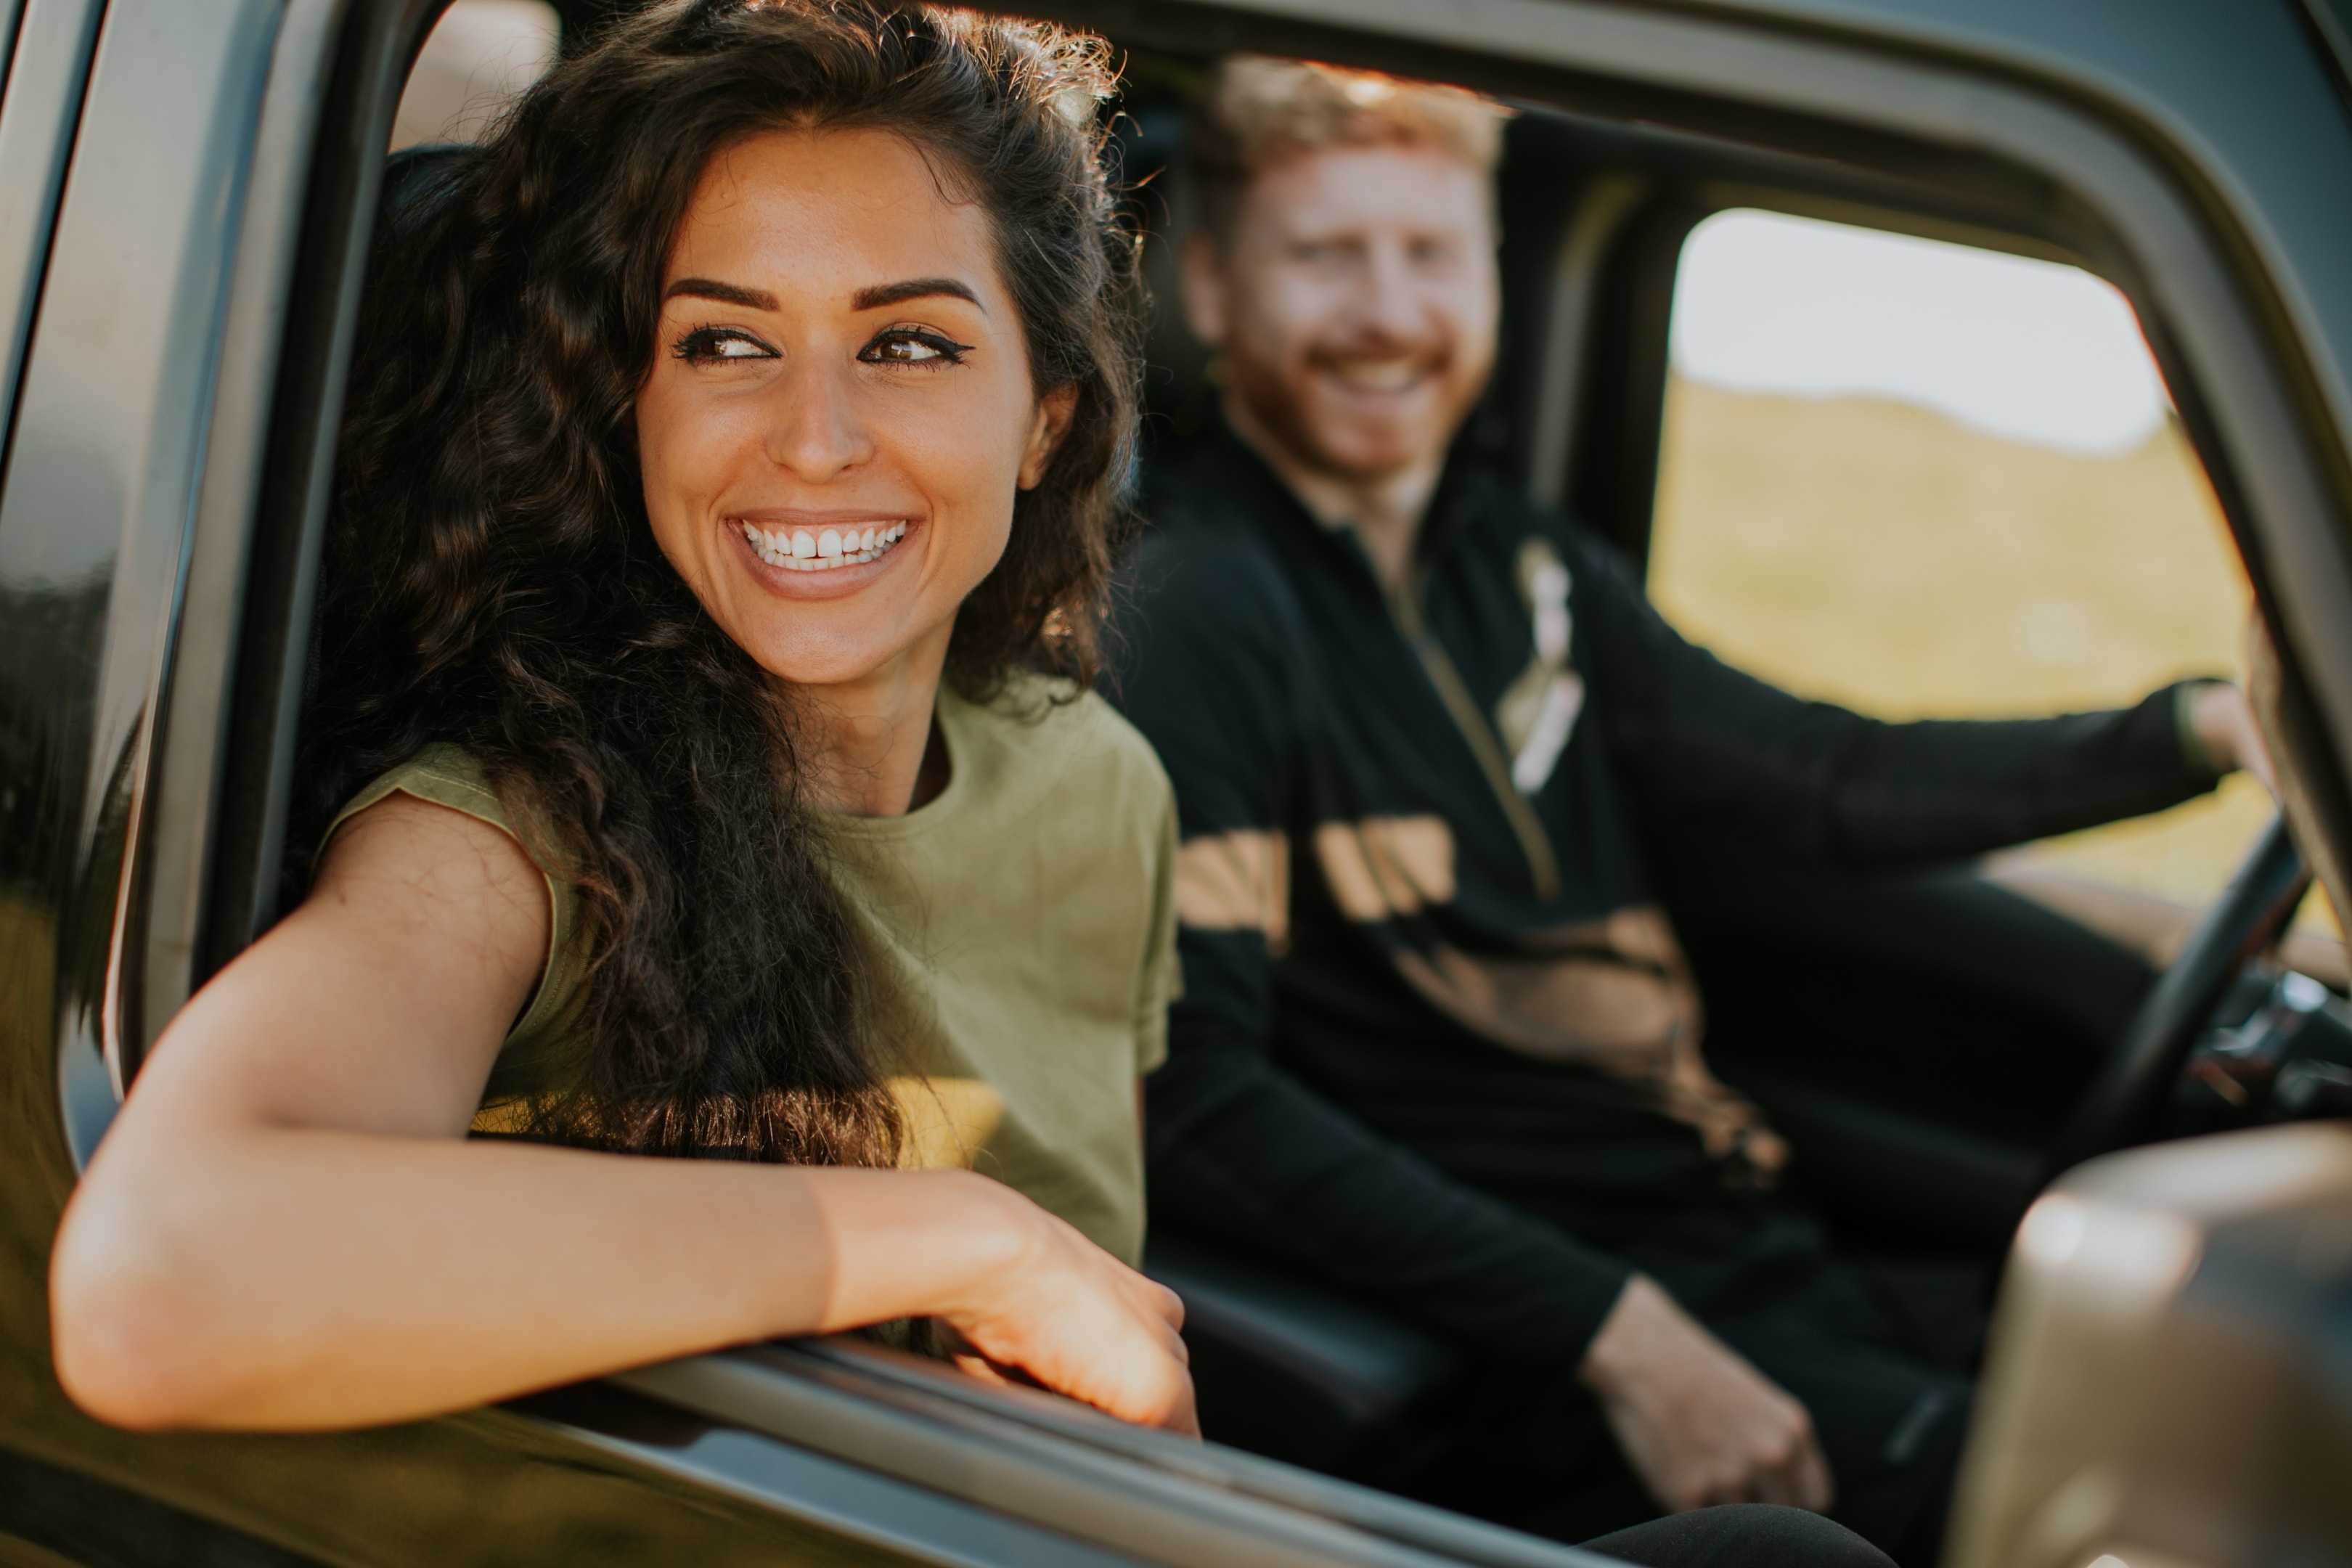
[1042,1310,1199,1434]
[947,1349,1017,1388]
[1156,1372,1203,1438]
[1145,1277,1187,1332]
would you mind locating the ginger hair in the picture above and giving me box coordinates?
[1190,54,1508,241]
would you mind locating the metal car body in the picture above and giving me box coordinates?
[1,0,2349,1563]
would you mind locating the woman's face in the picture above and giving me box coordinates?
[637,126,1074,693]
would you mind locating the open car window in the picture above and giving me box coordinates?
[1649,208,2344,976]
[389,0,557,150]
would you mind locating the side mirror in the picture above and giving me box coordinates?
[1948,1123,2352,1568]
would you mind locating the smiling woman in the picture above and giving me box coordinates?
[46,0,1191,1440]
[637,126,1078,815]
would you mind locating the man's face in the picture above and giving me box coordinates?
[1184,141,1499,483]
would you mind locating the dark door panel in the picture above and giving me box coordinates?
[0,0,105,451]
[0,1445,325,1567]
[0,0,287,1173]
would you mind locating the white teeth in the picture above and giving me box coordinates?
[1330,359,1426,391]
[740,521,911,572]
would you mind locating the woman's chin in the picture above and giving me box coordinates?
[752,642,920,694]
[734,611,939,695]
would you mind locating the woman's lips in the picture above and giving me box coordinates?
[726,514,920,598]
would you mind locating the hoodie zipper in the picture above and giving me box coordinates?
[1385,564,1564,904]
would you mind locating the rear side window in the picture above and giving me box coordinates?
[390,0,558,151]
[1647,208,2335,944]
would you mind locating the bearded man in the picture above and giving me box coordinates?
[1109,56,2272,1565]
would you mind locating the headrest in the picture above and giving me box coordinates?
[379,142,475,237]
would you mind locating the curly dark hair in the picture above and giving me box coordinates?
[293,0,1140,1167]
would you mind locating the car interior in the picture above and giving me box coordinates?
[15,0,2350,1561]
[338,5,2352,1527]
[1073,43,2351,1513]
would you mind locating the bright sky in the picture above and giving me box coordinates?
[1670,209,2173,456]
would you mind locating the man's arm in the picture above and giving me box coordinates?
[1147,928,1633,1360]
[1114,528,1631,1360]
[1571,533,2231,865]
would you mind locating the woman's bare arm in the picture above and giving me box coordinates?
[49,796,1192,1434]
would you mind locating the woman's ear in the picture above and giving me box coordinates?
[1018,384,1081,491]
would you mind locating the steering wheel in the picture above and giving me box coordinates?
[2041,815,2311,1183]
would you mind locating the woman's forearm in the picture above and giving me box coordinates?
[52,1126,1022,1431]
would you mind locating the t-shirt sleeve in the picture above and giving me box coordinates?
[321,743,584,1069]
[1570,531,2221,862]
[1132,780,1181,1076]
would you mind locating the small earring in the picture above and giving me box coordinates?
[1203,354,1233,389]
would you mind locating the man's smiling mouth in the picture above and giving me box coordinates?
[1319,355,1440,393]
[740,520,908,571]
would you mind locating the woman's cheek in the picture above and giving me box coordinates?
[958,424,1026,563]
[894,405,1012,563]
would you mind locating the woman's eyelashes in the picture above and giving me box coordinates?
[859,326,973,367]
[674,324,777,364]
[668,323,973,368]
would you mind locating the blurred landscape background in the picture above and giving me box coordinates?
[1651,205,2334,937]
[1649,377,2322,932]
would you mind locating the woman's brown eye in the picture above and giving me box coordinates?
[675,327,775,363]
[861,329,972,366]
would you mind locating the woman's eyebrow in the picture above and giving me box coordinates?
[660,276,983,312]
[664,277,777,309]
[854,277,984,312]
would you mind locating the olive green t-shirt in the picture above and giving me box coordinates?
[324,678,1180,1265]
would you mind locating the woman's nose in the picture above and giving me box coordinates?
[764,361,875,482]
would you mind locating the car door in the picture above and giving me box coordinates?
[0,1,1626,1563]
[3,0,2350,1564]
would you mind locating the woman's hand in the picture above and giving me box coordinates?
[1580,1274,1832,1514]
[926,1177,1199,1437]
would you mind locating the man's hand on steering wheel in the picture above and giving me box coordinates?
[2191,681,2277,797]
[2043,672,2308,1177]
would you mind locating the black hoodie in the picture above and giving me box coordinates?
[1108,425,2218,1364]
